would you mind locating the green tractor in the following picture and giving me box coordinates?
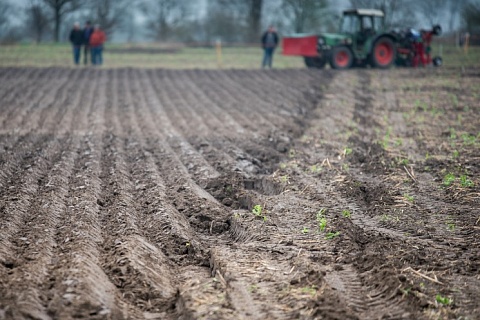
[283,9,397,69]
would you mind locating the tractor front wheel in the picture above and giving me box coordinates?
[371,37,396,68]
[304,57,326,69]
[329,46,353,70]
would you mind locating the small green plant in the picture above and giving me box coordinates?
[380,214,390,222]
[301,227,309,234]
[344,147,352,156]
[461,133,476,146]
[342,209,351,218]
[452,150,459,159]
[436,294,452,306]
[443,173,456,187]
[252,205,267,221]
[301,285,317,296]
[403,194,414,203]
[248,284,258,293]
[401,287,411,296]
[280,175,289,183]
[459,175,474,188]
[288,149,296,158]
[310,164,321,173]
[381,127,392,149]
[450,94,459,108]
[325,231,340,239]
[318,217,327,232]
[398,158,409,166]
[279,163,287,170]
[342,163,349,171]
[447,221,456,232]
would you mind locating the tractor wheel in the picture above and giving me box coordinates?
[329,46,353,70]
[371,37,396,68]
[304,57,326,69]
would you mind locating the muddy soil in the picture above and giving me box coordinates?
[0,67,479,320]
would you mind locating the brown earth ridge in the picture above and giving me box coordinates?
[0,67,479,319]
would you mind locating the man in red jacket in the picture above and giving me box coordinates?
[90,25,106,66]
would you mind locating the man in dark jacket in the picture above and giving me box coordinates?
[69,22,83,65]
[83,21,94,65]
[261,26,279,68]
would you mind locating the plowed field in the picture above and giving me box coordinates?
[0,67,479,320]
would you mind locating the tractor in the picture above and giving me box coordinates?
[282,9,442,69]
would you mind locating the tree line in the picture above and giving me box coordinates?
[1,0,479,44]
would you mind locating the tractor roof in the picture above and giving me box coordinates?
[343,9,384,17]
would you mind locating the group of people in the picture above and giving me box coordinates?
[69,21,106,66]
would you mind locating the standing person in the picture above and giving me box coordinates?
[90,25,106,66]
[69,22,84,65]
[83,21,94,65]
[261,26,279,68]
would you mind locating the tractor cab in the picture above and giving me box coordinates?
[340,9,385,51]
[334,9,388,62]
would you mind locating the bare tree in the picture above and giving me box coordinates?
[141,0,191,41]
[42,0,82,42]
[205,0,248,42]
[281,0,329,33]
[0,1,11,31]
[463,1,480,32]
[26,0,50,43]
[416,0,448,27]
[248,0,263,42]
[90,0,131,37]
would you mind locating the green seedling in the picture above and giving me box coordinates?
[316,209,327,232]
[248,284,258,293]
[452,150,459,159]
[450,94,459,108]
[280,175,289,183]
[436,294,452,306]
[252,205,262,216]
[460,175,474,188]
[301,227,309,234]
[325,231,340,239]
[342,163,349,171]
[344,147,352,156]
[397,158,409,166]
[403,194,414,203]
[301,285,317,296]
[342,210,351,218]
[288,149,296,158]
[279,163,287,170]
[449,128,457,140]
[380,214,390,222]
[461,133,476,146]
[443,173,456,187]
[447,221,456,232]
[252,205,267,221]
[310,164,321,173]
[401,287,411,296]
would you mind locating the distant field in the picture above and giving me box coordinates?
[0,43,304,69]
[0,43,478,69]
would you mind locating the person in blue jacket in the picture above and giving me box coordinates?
[261,26,279,68]
[69,22,83,65]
